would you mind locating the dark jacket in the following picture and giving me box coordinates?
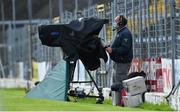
[110,27,133,63]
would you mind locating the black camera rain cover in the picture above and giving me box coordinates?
[38,17,108,70]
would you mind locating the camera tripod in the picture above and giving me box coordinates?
[67,61,104,104]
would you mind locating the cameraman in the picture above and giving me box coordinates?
[106,15,133,106]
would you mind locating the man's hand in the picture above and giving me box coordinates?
[106,47,112,54]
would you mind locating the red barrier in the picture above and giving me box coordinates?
[142,57,163,92]
[146,80,157,92]
[155,57,163,92]
[142,58,151,91]
[130,57,164,92]
[145,58,157,92]
[141,58,150,76]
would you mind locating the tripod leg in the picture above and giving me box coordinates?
[67,61,76,101]
[69,61,76,81]
[85,67,104,104]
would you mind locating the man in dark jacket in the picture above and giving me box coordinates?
[106,15,133,106]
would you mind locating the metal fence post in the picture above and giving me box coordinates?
[12,0,16,78]
[154,0,158,57]
[59,0,64,23]
[132,0,135,58]
[88,0,92,17]
[139,0,142,58]
[7,24,13,77]
[170,0,176,87]
[49,0,52,24]
[124,0,127,16]
[1,0,6,77]
[27,0,33,81]
[164,0,168,58]
[146,0,150,58]
[159,0,164,57]
[0,57,5,78]
[75,0,78,19]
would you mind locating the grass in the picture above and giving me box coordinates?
[0,88,174,111]
[138,102,174,111]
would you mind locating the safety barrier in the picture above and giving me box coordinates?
[130,57,176,93]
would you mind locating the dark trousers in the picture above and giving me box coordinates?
[112,62,131,106]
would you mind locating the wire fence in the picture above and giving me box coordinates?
[0,0,179,88]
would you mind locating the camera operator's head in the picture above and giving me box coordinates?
[114,15,127,29]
